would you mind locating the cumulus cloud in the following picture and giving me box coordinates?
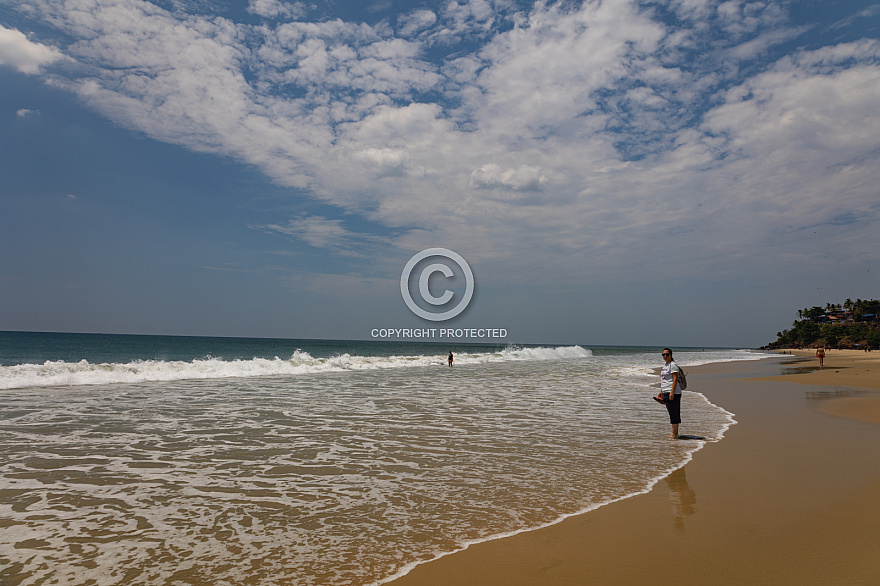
[705,41,880,162]
[0,24,64,74]
[6,0,880,280]
[439,0,496,37]
[246,0,308,20]
[716,0,786,35]
[700,41,880,220]
[354,147,425,179]
[469,164,548,192]
[397,9,437,38]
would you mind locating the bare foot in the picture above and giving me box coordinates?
[668,434,678,439]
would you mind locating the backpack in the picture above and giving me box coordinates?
[678,366,688,390]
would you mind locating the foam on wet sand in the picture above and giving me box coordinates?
[388,353,880,585]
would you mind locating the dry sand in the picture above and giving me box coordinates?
[389,354,880,585]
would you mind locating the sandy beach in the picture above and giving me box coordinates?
[753,350,880,426]
[389,353,880,585]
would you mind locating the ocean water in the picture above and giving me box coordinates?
[0,332,768,585]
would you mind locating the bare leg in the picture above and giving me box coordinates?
[669,423,679,439]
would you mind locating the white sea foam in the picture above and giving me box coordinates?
[608,349,770,380]
[0,347,768,586]
[373,368,744,586]
[0,345,593,390]
[375,388,738,586]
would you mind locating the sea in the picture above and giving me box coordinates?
[0,331,769,585]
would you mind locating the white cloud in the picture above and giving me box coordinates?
[469,164,548,192]
[705,42,880,161]
[354,147,424,179]
[726,27,806,61]
[669,0,716,21]
[827,4,880,31]
[257,214,388,255]
[397,9,437,38]
[470,1,665,131]
[16,108,38,117]
[7,0,880,284]
[440,0,495,36]
[698,43,880,225]
[0,25,64,74]
[261,214,351,248]
[716,0,786,35]
[247,0,308,20]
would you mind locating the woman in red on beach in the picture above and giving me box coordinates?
[816,347,825,368]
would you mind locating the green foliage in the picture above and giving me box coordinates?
[849,322,868,340]
[799,321,820,344]
[855,300,880,321]
[768,298,880,348]
[802,306,826,320]
[820,324,839,347]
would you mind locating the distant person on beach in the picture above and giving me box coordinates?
[816,347,825,368]
[657,348,682,439]
[448,351,453,367]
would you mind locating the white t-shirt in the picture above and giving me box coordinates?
[661,361,682,394]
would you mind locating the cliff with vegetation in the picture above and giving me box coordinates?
[766,298,880,350]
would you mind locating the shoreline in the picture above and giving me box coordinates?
[377,357,742,586]
[756,349,880,425]
[388,353,880,585]
[377,390,735,586]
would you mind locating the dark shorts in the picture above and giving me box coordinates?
[663,392,681,425]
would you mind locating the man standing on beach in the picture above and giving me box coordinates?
[660,348,682,439]
[448,350,453,367]
[816,347,825,368]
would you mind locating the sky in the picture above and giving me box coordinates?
[1,0,879,348]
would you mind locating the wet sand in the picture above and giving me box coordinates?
[755,349,880,426]
[389,355,880,585]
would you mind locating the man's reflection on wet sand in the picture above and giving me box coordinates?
[665,467,696,529]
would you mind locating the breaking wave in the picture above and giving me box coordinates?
[0,345,593,390]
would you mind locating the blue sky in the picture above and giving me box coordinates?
[1,0,879,347]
